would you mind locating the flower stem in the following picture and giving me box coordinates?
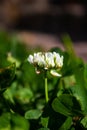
[45,77,49,103]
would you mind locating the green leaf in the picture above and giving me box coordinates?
[70,85,87,115]
[11,114,29,130]
[70,64,87,114]
[59,117,72,130]
[0,63,16,92]
[25,109,42,119]
[52,97,71,117]
[52,94,82,117]
[42,103,66,129]
[0,112,29,130]
[0,112,11,129]
[41,117,49,128]
[61,34,87,115]
[81,116,87,128]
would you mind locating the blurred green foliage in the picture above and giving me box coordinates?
[0,32,87,130]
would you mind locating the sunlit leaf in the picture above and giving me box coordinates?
[41,117,49,128]
[25,109,42,119]
[81,116,87,128]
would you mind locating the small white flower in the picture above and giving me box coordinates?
[27,51,63,77]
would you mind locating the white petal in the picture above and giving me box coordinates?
[28,55,33,63]
[53,52,63,68]
[45,52,55,68]
[50,70,61,77]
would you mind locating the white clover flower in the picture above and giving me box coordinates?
[27,52,63,77]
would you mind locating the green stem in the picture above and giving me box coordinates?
[45,77,49,103]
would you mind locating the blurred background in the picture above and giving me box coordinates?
[0,0,87,60]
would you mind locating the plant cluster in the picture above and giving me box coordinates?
[0,32,87,130]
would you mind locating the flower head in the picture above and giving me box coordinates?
[28,52,63,77]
